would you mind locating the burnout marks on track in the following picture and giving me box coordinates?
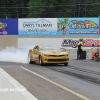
[44,65,100,85]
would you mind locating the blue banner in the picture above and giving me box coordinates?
[57,18,99,35]
[0,19,18,35]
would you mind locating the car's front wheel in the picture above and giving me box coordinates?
[39,55,43,66]
[64,63,68,66]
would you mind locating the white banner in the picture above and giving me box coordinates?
[18,18,57,35]
[18,38,100,49]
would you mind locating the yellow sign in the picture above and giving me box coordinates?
[0,22,7,29]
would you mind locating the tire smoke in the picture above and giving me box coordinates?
[0,46,35,63]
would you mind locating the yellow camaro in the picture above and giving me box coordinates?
[28,45,69,66]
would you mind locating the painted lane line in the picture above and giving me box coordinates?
[21,66,90,100]
[0,68,38,100]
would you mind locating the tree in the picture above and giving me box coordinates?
[0,0,100,18]
[0,0,29,18]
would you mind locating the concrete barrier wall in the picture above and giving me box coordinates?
[0,35,100,52]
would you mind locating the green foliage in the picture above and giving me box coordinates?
[0,0,100,18]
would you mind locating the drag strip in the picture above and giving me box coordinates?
[21,66,90,100]
[1,60,100,100]
[45,65,100,85]
[0,62,87,100]
[42,59,100,86]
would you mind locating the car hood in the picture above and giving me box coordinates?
[41,50,68,55]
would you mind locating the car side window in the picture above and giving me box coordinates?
[34,46,39,51]
[37,47,39,51]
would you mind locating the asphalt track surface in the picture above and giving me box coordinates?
[0,53,100,100]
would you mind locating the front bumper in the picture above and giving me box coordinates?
[42,56,69,64]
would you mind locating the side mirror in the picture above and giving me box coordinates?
[29,49,33,52]
[60,48,66,52]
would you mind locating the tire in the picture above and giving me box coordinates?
[28,54,33,64]
[64,63,68,66]
[39,55,43,66]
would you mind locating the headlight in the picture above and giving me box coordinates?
[44,54,50,57]
[64,54,68,56]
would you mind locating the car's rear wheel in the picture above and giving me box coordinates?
[28,54,33,64]
[39,55,43,66]
[64,63,68,66]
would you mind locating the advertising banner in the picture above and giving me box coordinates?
[18,18,57,35]
[99,17,100,35]
[18,38,100,49]
[62,38,100,49]
[0,19,18,35]
[0,18,99,35]
[57,18,99,35]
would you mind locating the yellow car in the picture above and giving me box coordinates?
[28,45,69,66]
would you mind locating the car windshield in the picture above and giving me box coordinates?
[40,46,60,51]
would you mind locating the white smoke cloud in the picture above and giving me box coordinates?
[0,45,35,63]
